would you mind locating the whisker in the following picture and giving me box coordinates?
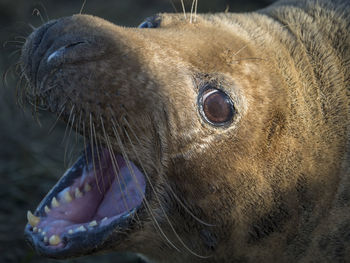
[3,40,25,47]
[15,36,27,41]
[36,2,50,22]
[231,57,266,63]
[82,118,89,168]
[48,104,66,134]
[9,49,22,58]
[61,105,75,145]
[15,77,26,109]
[28,23,37,31]
[32,8,46,25]
[92,120,106,192]
[76,110,82,144]
[63,107,76,167]
[117,122,207,255]
[16,75,28,109]
[180,0,187,19]
[120,113,216,229]
[194,0,198,22]
[3,63,15,89]
[166,185,215,227]
[89,113,102,194]
[233,44,249,57]
[120,114,212,258]
[80,0,87,14]
[108,109,181,252]
[100,117,137,222]
[169,0,178,13]
[67,118,79,167]
[73,118,84,163]
[190,0,195,23]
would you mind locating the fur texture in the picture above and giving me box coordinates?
[20,0,349,262]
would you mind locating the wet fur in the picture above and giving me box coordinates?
[19,0,350,262]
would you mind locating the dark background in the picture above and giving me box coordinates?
[0,0,272,262]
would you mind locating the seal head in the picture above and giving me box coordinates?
[20,0,350,262]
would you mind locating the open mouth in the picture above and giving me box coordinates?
[25,145,146,258]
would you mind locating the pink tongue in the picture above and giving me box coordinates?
[96,155,146,218]
[49,153,146,223]
[54,186,103,222]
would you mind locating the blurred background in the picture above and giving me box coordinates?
[0,0,272,262]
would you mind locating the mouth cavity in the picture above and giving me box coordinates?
[25,146,146,257]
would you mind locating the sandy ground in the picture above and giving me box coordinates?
[0,0,271,262]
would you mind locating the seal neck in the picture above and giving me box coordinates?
[261,0,350,92]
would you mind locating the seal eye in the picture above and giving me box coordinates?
[199,87,235,126]
[138,16,161,28]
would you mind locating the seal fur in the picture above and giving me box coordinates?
[20,0,349,262]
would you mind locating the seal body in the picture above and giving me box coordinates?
[20,0,349,262]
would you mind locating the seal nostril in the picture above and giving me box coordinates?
[47,48,64,63]
[47,41,86,63]
[65,41,86,49]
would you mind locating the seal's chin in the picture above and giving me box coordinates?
[24,146,146,258]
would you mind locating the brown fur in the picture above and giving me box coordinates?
[20,0,349,262]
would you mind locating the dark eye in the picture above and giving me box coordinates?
[138,16,160,28]
[198,87,235,126]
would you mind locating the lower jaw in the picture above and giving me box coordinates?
[25,208,138,258]
[25,146,147,258]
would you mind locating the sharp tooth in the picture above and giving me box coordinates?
[27,211,40,227]
[51,197,60,208]
[63,191,73,203]
[101,217,108,222]
[76,225,86,232]
[38,228,42,233]
[33,227,38,233]
[84,183,92,192]
[68,229,73,234]
[49,235,61,246]
[75,188,83,198]
[44,205,51,214]
[89,220,98,227]
[44,236,48,243]
[42,231,46,236]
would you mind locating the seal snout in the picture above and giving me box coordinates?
[21,20,57,88]
[46,40,87,63]
[21,15,111,94]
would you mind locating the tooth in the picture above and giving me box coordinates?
[27,211,40,227]
[51,197,60,208]
[44,205,51,214]
[84,183,92,192]
[63,191,73,203]
[101,217,108,222]
[75,188,83,198]
[49,235,61,246]
[76,225,86,232]
[33,227,38,233]
[42,231,46,236]
[44,236,48,243]
[89,220,98,227]
[68,229,73,234]
[38,228,42,233]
